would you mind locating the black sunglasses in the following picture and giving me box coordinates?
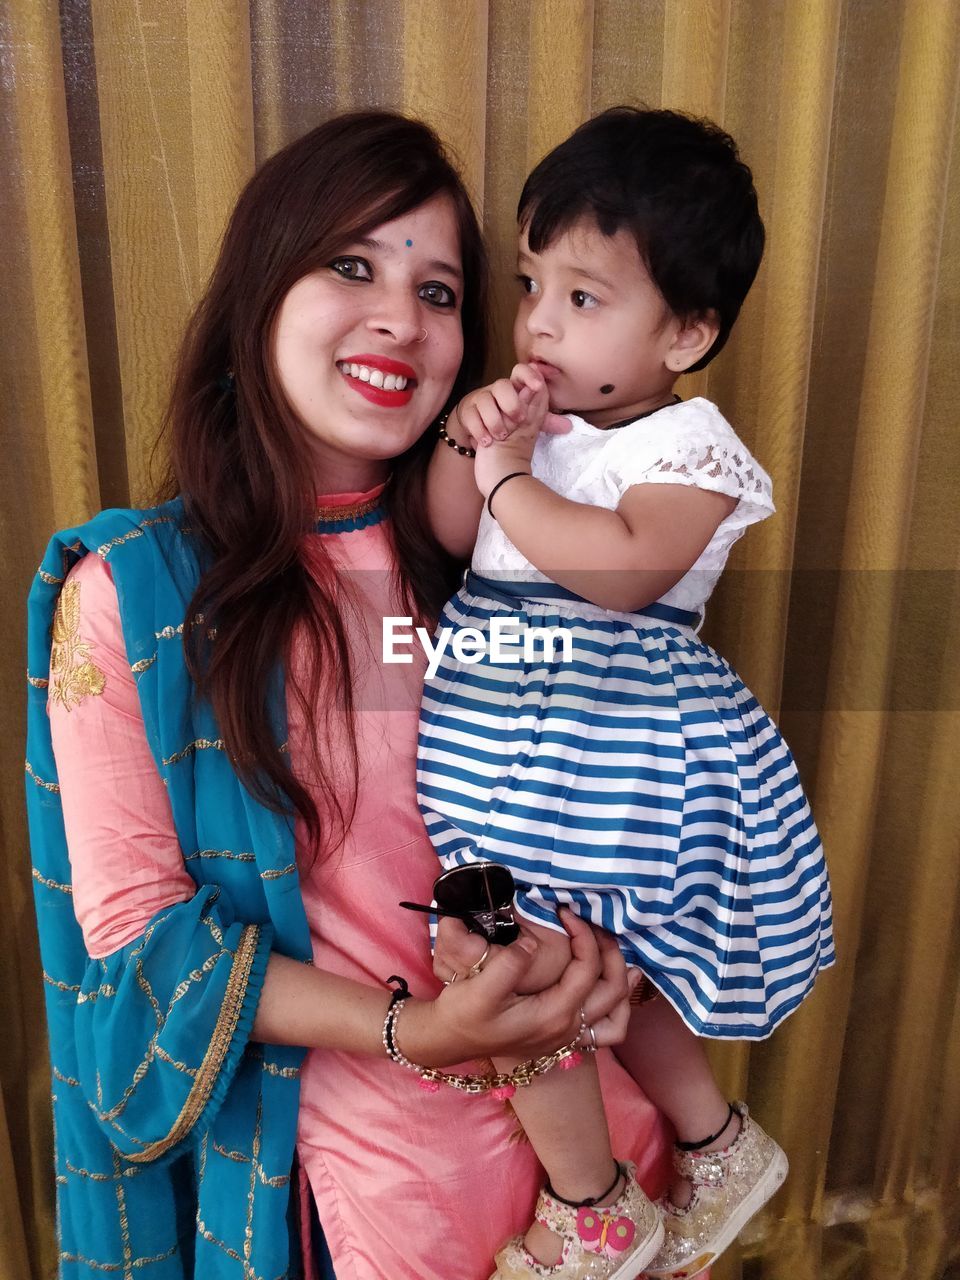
[400,861,521,945]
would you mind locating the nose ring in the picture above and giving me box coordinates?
[415,328,428,343]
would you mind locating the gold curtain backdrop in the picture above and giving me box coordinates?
[2,1,958,1277]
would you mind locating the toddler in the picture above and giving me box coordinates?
[415,107,834,1280]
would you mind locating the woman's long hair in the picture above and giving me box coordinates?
[160,112,488,848]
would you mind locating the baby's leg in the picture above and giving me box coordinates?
[616,991,737,1205]
[617,990,788,1279]
[617,991,732,1142]
[495,921,621,1266]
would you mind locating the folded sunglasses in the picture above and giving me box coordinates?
[400,860,521,945]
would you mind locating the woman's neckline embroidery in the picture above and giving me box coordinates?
[314,483,387,534]
[315,492,381,524]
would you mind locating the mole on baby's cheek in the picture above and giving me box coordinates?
[600,384,615,395]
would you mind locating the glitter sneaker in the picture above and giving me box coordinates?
[489,1162,664,1280]
[644,1103,788,1279]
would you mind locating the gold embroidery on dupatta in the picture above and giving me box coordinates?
[49,582,106,711]
[33,867,73,895]
[124,924,262,1163]
[43,971,80,993]
[25,760,60,793]
[162,738,224,767]
[259,864,296,881]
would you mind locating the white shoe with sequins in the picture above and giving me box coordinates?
[644,1103,788,1279]
[490,1162,664,1280]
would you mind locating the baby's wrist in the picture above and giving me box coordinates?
[481,468,534,515]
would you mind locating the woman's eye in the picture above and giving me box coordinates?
[572,290,599,310]
[515,274,538,295]
[329,257,372,281]
[420,281,457,308]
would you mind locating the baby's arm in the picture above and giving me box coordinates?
[425,365,564,558]
[478,447,735,612]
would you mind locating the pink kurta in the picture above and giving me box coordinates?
[49,488,673,1280]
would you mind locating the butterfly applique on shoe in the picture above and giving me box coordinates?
[490,1162,663,1280]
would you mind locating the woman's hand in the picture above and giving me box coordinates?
[401,910,633,1068]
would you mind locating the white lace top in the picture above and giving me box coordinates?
[472,397,775,619]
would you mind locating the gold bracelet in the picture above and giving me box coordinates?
[382,977,591,1099]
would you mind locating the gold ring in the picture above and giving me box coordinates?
[467,943,491,977]
[442,970,460,987]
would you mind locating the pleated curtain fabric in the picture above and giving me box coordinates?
[2,2,958,1278]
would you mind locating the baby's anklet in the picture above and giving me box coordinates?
[545,1159,623,1208]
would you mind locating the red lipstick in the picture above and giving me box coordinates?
[338,353,417,408]
[342,354,417,378]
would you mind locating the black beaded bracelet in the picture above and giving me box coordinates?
[438,411,477,458]
[486,471,532,520]
[383,975,412,1058]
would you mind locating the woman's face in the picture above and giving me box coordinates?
[273,194,465,492]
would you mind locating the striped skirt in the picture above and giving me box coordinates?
[417,575,835,1040]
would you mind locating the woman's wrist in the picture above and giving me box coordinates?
[392,996,459,1068]
[384,991,590,1095]
[438,404,475,455]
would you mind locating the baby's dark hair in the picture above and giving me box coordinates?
[518,106,765,370]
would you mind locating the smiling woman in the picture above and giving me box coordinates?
[24,110,666,1280]
[272,196,465,486]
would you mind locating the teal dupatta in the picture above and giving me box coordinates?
[25,500,333,1279]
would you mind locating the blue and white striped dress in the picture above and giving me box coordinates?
[417,399,835,1039]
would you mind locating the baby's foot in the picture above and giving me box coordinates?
[667,1106,741,1210]
[646,1104,788,1280]
[522,1169,625,1266]
[489,1162,663,1279]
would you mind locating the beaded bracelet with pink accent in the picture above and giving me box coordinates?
[382,975,591,1099]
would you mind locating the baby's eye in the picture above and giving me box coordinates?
[329,257,372,281]
[515,274,539,295]
[572,290,599,310]
[420,281,457,308]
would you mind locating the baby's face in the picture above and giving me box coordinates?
[512,217,685,427]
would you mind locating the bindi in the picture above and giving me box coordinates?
[405,239,414,247]
[600,384,615,394]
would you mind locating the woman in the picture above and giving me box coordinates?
[26,112,673,1280]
